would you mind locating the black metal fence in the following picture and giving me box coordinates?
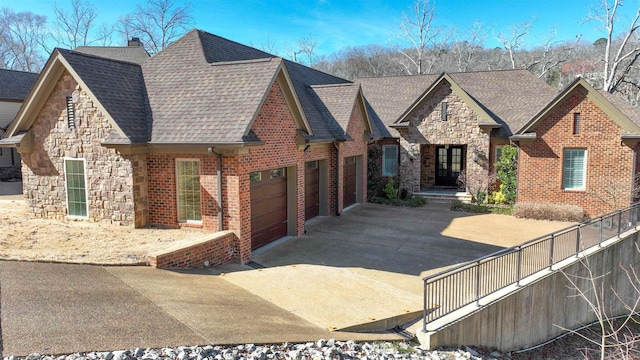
[422,203,640,332]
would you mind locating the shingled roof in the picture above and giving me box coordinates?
[358,69,559,137]
[74,45,150,64]
[449,70,558,136]
[357,74,439,137]
[6,29,382,146]
[0,69,39,101]
[58,49,150,143]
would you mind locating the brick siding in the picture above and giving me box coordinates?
[149,230,237,268]
[517,90,636,216]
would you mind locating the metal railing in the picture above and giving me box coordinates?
[422,203,640,332]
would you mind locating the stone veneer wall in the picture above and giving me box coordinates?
[397,82,490,193]
[20,70,139,226]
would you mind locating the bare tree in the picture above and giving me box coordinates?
[560,253,640,360]
[0,8,48,71]
[495,21,533,69]
[51,0,111,49]
[396,0,441,74]
[526,33,578,79]
[118,0,194,55]
[296,35,318,66]
[451,22,486,72]
[589,0,640,93]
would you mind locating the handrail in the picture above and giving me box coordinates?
[422,203,640,333]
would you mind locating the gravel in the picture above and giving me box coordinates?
[3,340,513,360]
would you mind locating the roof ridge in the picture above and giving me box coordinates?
[64,48,144,66]
[0,68,39,75]
[210,57,277,66]
[310,83,357,89]
[197,29,276,58]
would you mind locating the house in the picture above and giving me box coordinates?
[513,77,640,215]
[359,69,558,196]
[0,30,372,265]
[0,69,39,180]
[360,70,640,217]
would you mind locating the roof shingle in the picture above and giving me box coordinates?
[0,69,39,101]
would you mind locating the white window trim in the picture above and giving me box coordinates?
[562,149,587,191]
[175,158,202,224]
[63,157,89,220]
[382,145,398,177]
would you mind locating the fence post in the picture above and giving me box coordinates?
[599,217,603,245]
[576,226,582,254]
[423,280,428,333]
[475,262,481,305]
[516,247,522,285]
[618,210,622,236]
[549,234,555,269]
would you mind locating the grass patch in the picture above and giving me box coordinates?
[371,196,426,208]
[451,200,513,215]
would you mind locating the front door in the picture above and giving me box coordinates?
[435,146,463,187]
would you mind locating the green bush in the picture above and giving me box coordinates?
[450,200,490,213]
[496,145,518,204]
[409,196,426,207]
[488,184,508,204]
[384,178,399,200]
[513,202,585,222]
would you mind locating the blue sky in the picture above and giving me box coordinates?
[5,0,640,57]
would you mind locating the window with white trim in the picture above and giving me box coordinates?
[64,158,88,218]
[176,159,202,222]
[562,149,587,190]
[382,145,398,176]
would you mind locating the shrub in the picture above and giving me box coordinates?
[409,196,426,207]
[513,202,585,222]
[496,145,518,204]
[488,184,508,204]
[384,178,399,200]
[450,200,490,213]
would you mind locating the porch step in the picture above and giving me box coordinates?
[414,191,472,204]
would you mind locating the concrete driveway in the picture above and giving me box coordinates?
[1,203,572,356]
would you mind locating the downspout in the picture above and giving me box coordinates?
[333,141,341,216]
[208,147,224,231]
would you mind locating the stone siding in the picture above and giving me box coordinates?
[20,71,138,226]
[397,82,490,193]
[518,90,636,217]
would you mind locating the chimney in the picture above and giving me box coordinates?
[128,37,142,47]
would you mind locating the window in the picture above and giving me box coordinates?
[382,145,398,176]
[176,159,201,222]
[306,161,318,169]
[64,159,88,218]
[270,168,285,179]
[573,113,581,135]
[250,171,262,183]
[562,149,587,190]
[441,102,448,121]
[66,96,75,129]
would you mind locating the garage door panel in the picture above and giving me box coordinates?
[343,157,357,208]
[305,161,320,220]
[251,168,287,250]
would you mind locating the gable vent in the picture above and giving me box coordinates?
[66,96,75,129]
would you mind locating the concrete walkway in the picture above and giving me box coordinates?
[0,203,572,356]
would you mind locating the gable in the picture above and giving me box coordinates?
[518,78,640,136]
[6,50,136,142]
[395,74,500,130]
